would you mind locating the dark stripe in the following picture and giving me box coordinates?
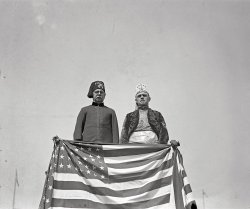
[107,149,170,169]
[54,175,172,197]
[52,194,170,209]
[182,170,187,177]
[103,145,170,157]
[184,184,192,195]
[109,157,173,182]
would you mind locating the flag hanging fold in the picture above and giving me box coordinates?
[39,139,196,209]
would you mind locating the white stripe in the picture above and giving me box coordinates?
[48,202,174,209]
[54,166,173,191]
[105,147,172,164]
[103,144,168,150]
[108,150,172,175]
[147,202,175,209]
[48,207,83,209]
[49,208,92,209]
[181,188,187,206]
[185,192,195,205]
[49,208,89,209]
[53,184,171,204]
[183,176,190,186]
[169,179,176,209]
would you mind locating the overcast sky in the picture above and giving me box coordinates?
[0,0,250,209]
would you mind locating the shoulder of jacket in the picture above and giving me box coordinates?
[127,110,137,115]
[82,105,92,109]
[80,105,93,111]
[105,106,116,113]
[149,108,162,115]
[126,110,138,117]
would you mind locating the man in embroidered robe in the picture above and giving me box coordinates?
[120,84,179,147]
[73,81,119,144]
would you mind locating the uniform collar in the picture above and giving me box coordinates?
[92,102,104,107]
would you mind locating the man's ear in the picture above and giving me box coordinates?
[148,96,151,102]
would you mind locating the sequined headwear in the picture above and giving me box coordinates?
[135,83,149,97]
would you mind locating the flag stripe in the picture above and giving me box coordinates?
[106,149,169,169]
[184,194,196,207]
[52,194,170,209]
[54,166,173,191]
[109,159,173,182]
[184,184,192,195]
[54,175,172,197]
[48,203,173,209]
[104,148,170,164]
[48,203,172,209]
[107,155,173,175]
[103,144,169,151]
[183,176,190,188]
[181,169,187,177]
[53,184,171,204]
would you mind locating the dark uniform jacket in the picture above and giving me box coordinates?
[120,108,169,144]
[73,103,119,144]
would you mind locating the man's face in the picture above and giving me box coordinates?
[135,92,150,106]
[93,89,106,103]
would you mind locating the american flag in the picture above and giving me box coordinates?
[39,139,196,209]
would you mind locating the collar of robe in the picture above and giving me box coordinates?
[137,105,149,110]
[92,102,104,107]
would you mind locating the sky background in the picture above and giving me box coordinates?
[0,0,250,209]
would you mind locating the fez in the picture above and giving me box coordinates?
[87,81,105,98]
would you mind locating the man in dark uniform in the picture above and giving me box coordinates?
[73,81,119,144]
[120,84,179,147]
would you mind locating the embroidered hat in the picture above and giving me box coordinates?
[135,83,149,97]
[87,81,105,98]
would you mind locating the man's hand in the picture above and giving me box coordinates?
[52,135,60,144]
[170,140,180,149]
